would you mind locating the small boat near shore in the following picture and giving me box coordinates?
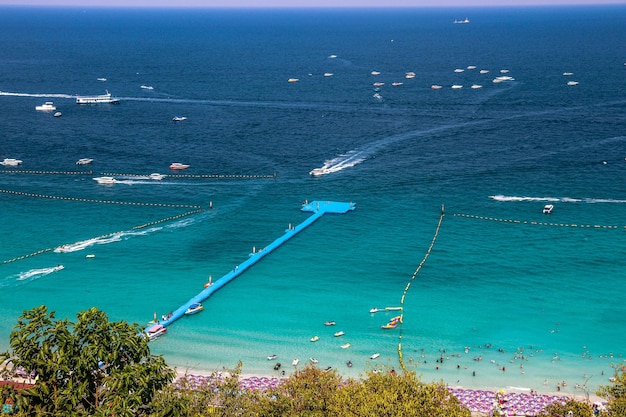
[149,173,165,180]
[76,158,94,165]
[184,302,203,315]
[340,343,350,349]
[334,331,345,337]
[370,353,380,360]
[267,354,278,360]
[543,204,554,214]
[310,335,319,342]
[146,324,167,340]
[324,320,336,326]
[292,358,299,366]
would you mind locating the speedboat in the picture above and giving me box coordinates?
[451,85,463,89]
[454,18,470,24]
[76,158,94,165]
[324,320,336,326]
[146,324,167,340]
[391,82,403,87]
[370,353,380,360]
[267,354,278,360]
[310,168,328,176]
[310,335,319,342]
[35,102,56,111]
[479,69,490,74]
[370,71,381,75]
[169,162,190,170]
[372,82,384,87]
[149,173,165,180]
[172,116,187,122]
[292,358,299,366]
[54,111,62,117]
[405,72,416,79]
[323,72,333,77]
[287,78,299,83]
[184,302,203,315]
[454,68,464,73]
[431,85,443,90]
[381,322,398,329]
[334,331,345,337]
[93,176,116,185]
[1,158,23,166]
[309,357,318,364]
[471,84,483,89]
[543,204,554,214]
[340,343,350,349]
[567,81,579,86]
[140,85,154,90]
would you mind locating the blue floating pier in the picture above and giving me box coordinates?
[149,200,355,334]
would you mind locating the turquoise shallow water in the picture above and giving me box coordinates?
[1,5,625,396]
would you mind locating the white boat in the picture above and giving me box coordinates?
[369,353,380,360]
[373,93,383,100]
[76,90,119,104]
[309,357,319,364]
[340,343,350,349]
[323,72,334,77]
[563,72,574,76]
[334,330,345,337]
[467,65,476,70]
[146,324,167,340]
[169,162,190,170]
[567,81,579,86]
[500,69,510,73]
[172,116,187,122]
[267,354,278,360]
[471,84,483,89]
[451,84,463,89]
[391,82,403,87]
[543,204,554,214]
[454,68,465,73]
[184,302,203,315]
[292,358,299,366]
[328,54,337,59]
[140,85,154,90]
[493,76,515,83]
[370,71,381,75]
[372,82,384,87]
[149,173,165,180]
[309,167,328,176]
[310,335,319,342]
[1,158,23,166]
[405,72,416,79]
[35,101,56,111]
[287,78,299,83]
[76,158,94,165]
[54,111,62,117]
[93,176,116,185]
[479,69,490,74]
[431,85,443,90]
[454,18,470,24]
[97,77,107,81]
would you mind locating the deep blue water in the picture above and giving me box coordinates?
[1,5,625,394]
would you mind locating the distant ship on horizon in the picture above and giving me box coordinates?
[454,18,470,24]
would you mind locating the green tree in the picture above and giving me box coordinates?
[329,368,471,417]
[538,398,594,417]
[598,367,626,417]
[0,305,173,416]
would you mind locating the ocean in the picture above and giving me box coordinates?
[1,5,625,396]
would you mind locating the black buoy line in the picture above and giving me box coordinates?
[396,204,446,372]
[453,213,625,230]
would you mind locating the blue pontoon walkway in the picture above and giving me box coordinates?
[149,200,355,334]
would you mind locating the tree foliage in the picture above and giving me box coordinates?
[597,367,626,417]
[0,305,173,416]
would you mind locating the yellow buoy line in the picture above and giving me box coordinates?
[100,172,277,180]
[2,209,204,265]
[453,213,625,230]
[0,189,201,209]
[397,205,446,372]
[0,169,92,175]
